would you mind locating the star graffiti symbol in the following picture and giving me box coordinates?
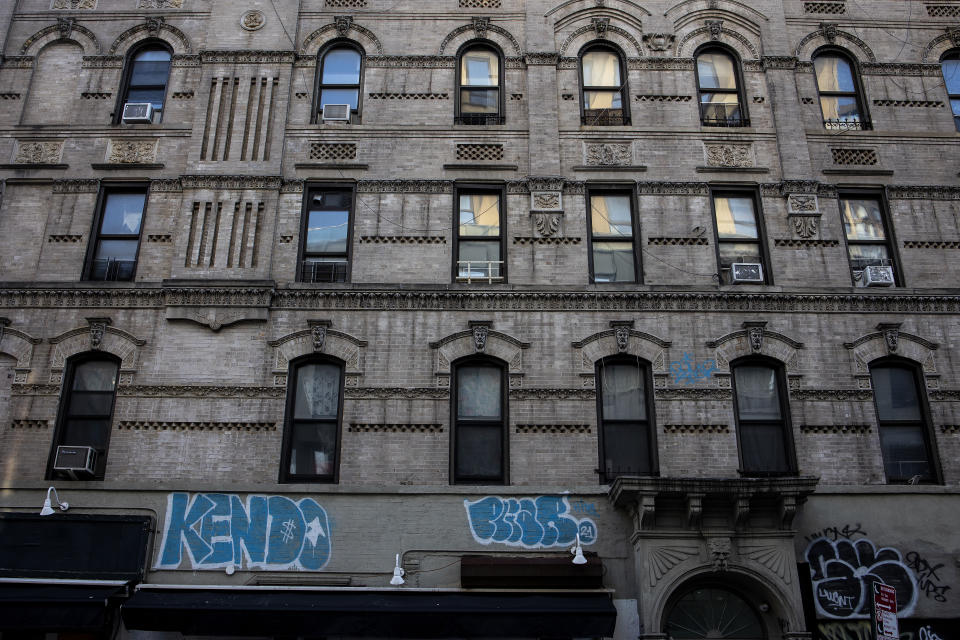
[305,517,325,546]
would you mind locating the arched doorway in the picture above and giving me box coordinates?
[664,585,765,639]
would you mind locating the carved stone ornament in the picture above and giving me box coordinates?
[52,0,96,9]
[472,17,490,39]
[616,327,629,353]
[791,215,820,239]
[137,0,184,8]
[146,16,165,37]
[642,33,676,53]
[57,17,76,40]
[312,325,327,352]
[879,323,900,353]
[708,537,731,572]
[335,16,354,38]
[787,193,818,214]
[87,318,110,350]
[591,17,610,38]
[948,27,960,49]
[107,140,157,164]
[585,143,632,166]
[820,22,839,44]
[15,141,63,164]
[241,11,265,31]
[473,325,488,352]
[705,143,752,168]
[706,20,723,40]
[533,213,561,238]
[531,191,562,211]
[748,327,763,353]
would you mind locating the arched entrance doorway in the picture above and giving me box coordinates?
[663,585,766,639]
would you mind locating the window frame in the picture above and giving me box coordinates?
[595,356,658,484]
[730,356,797,477]
[812,47,871,131]
[453,183,506,284]
[709,187,773,285]
[296,183,355,284]
[940,49,960,131]
[869,358,941,484]
[586,185,642,284]
[46,353,121,481]
[314,40,365,124]
[82,184,149,282]
[578,42,630,126]
[279,355,346,484]
[694,44,750,127]
[113,40,173,125]
[837,189,902,287]
[451,356,509,485]
[455,41,505,125]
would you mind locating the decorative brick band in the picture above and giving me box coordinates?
[927,5,960,17]
[512,236,582,245]
[940,425,960,434]
[663,424,729,434]
[349,423,443,433]
[460,0,500,7]
[171,91,194,99]
[279,235,293,243]
[147,234,173,243]
[80,92,112,100]
[791,389,873,401]
[11,419,49,429]
[832,148,878,165]
[47,235,83,243]
[456,144,503,161]
[326,0,366,6]
[647,237,708,246]
[801,97,815,104]
[117,421,277,431]
[515,424,592,434]
[804,2,846,14]
[800,424,872,434]
[368,92,449,100]
[359,236,446,244]
[635,95,692,102]
[310,143,356,161]
[0,93,22,100]
[774,239,840,248]
[903,240,960,249]
[873,99,944,108]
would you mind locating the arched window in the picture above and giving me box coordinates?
[453,358,507,483]
[280,357,344,483]
[813,50,869,130]
[47,355,120,480]
[457,44,503,125]
[869,361,938,483]
[731,360,795,475]
[664,586,766,639]
[596,358,656,482]
[940,51,960,131]
[316,44,363,123]
[695,47,748,127]
[117,44,172,124]
[579,44,628,125]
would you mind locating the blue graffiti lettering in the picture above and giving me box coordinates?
[670,352,716,386]
[465,495,598,549]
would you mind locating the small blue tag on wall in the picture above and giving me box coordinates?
[669,352,716,385]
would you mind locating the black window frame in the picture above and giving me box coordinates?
[453,183,506,284]
[451,356,509,485]
[297,183,355,284]
[730,356,797,477]
[694,44,750,127]
[812,47,872,131]
[837,189,902,287]
[869,358,941,484]
[314,40,365,124]
[83,184,149,282]
[46,353,121,481]
[709,187,772,285]
[279,355,346,484]
[595,356,658,483]
[455,40,505,125]
[586,185,642,284]
[113,40,173,125]
[578,42,630,126]
[940,49,960,131]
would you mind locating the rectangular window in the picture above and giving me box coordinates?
[280,360,343,483]
[711,190,769,285]
[455,187,504,283]
[85,188,147,281]
[839,193,899,287]
[588,189,639,283]
[453,362,506,483]
[597,360,656,482]
[871,364,938,483]
[299,186,353,283]
[732,364,795,475]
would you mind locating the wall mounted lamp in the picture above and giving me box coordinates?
[571,532,587,565]
[40,486,69,516]
[390,553,405,585]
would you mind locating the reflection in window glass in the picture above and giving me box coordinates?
[456,192,503,282]
[814,53,865,128]
[89,190,146,282]
[581,48,626,124]
[318,47,362,116]
[286,361,341,481]
[301,188,351,283]
[713,193,765,284]
[51,358,120,479]
[870,364,935,482]
[589,193,636,283]
[733,364,791,474]
[697,52,737,89]
[597,360,654,479]
[125,48,171,119]
[839,195,895,284]
[714,196,759,239]
[696,49,744,126]
[458,47,501,121]
[455,363,505,482]
[941,54,960,131]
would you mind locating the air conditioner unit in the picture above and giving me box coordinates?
[731,262,764,283]
[53,445,97,479]
[121,102,153,124]
[321,104,351,122]
[863,265,894,287]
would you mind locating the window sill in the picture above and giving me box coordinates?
[822,168,894,176]
[695,166,770,173]
[571,165,647,172]
[443,163,518,171]
[295,163,368,170]
[91,163,165,170]
[0,163,68,170]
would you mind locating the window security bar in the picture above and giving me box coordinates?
[90,259,136,281]
[301,260,348,283]
[456,261,504,284]
[455,114,505,125]
[581,110,628,126]
[849,257,893,270]
[700,103,748,127]
[824,118,871,131]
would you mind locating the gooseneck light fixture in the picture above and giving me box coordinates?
[571,531,587,565]
[389,553,405,585]
[40,486,69,516]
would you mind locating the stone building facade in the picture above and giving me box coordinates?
[0,1,958,639]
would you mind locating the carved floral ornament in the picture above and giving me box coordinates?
[705,143,753,168]
[642,33,675,53]
[15,141,63,164]
[241,11,266,32]
[585,143,632,166]
[268,323,367,387]
[107,139,157,164]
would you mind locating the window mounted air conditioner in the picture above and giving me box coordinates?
[53,445,97,479]
[730,263,764,283]
[321,104,351,122]
[121,102,153,124]
[863,265,894,287]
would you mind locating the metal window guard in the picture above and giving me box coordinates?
[824,118,871,131]
[90,258,136,281]
[456,261,504,284]
[581,110,628,126]
[301,260,348,283]
[700,103,748,127]
[455,114,504,125]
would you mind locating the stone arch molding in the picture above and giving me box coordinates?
[675,20,761,60]
[0,321,42,384]
[921,28,960,63]
[795,25,876,63]
[430,324,530,389]
[438,20,523,57]
[48,318,146,385]
[300,19,384,56]
[844,323,940,390]
[268,322,368,388]
[20,21,101,57]
[707,322,804,389]
[557,20,645,58]
[108,19,193,56]
[572,325,670,389]
[665,0,768,26]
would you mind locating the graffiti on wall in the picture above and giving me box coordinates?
[156,493,332,571]
[465,495,598,549]
[669,352,716,385]
[906,551,951,603]
[819,620,957,640]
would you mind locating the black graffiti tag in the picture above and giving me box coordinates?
[804,523,866,544]
[905,551,951,603]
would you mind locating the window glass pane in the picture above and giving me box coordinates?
[734,366,781,420]
[126,88,166,110]
[815,55,856,92]
[583,90,622,110]
[600,363,645,420]
[306,209,349,254]
[697,52,738,89]
[67,391,115,416]
[130,55,171,87]
[740,422,790,472]
[718,242,762,268]
[842,198,886,241]
[872,367,922,421]
[294,363,341,419]
[592,241,636,283]
[459,194,500,236]
[455,424,502,478]
[319,88,359,110]
[458,366,501,419]
[714,196,758,239]
[591,195,632,237]
[666,588,764,640]
[582,50,620,86]
[943,57,960,94]
[820,96,861,122]
[951,99,960,131]
[321,49,361,84]
[460,88,498,113]
[288,422,337,476]
[94,239,139,262]
[847,244,890,271]
[700,93,742,122]
[458,242,501,278]
[602,422,651,475]
[63,419,111,449]
[73,361,118,391]
[100,192,145,235]
[461,49,498,86]
[879,425,932,481]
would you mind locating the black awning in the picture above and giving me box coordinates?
[0,584,125,631]
[122,588,618,638]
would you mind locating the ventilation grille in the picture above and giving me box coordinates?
[185,201,264,269]
[325,0,366,6]
[831,148,878,165]
[873,99,944,108]
[201,76,279,161]
[927,4,960,17]
[460,0,501,7]
[310,143,357,161]
[804,2,846,14]
[456,143,504,161]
